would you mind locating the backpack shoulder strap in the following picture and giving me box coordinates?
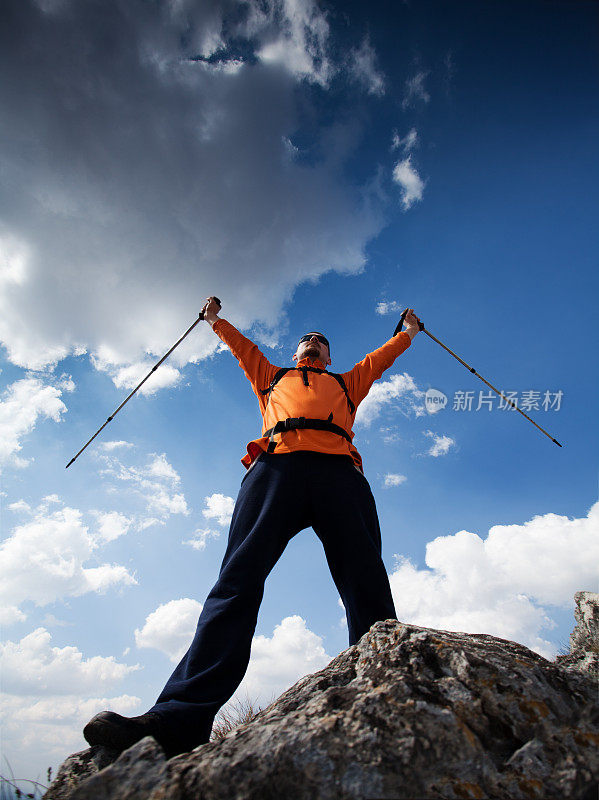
[261,367,294,401]
[327,371,356,415]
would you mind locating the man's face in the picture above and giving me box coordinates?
[293,332,331,366]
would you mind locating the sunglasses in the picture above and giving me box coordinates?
[298,334,329,349]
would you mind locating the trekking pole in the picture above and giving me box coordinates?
[66,298,222,468]
[394,308,562,447]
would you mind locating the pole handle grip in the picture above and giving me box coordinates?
[393,309,408,337]
[393,307,424,337]
[199,297,222,320]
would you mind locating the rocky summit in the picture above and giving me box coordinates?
[46,592,599,800]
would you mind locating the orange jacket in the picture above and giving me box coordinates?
[213,319,412,472]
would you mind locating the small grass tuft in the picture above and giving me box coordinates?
[1,758,49,799]
[210,695,264,741]
[556,637,571,657]
[0,774,47,799]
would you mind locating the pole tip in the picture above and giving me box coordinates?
[553,439,563,447]
[65,458,75,469]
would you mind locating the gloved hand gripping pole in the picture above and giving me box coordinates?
[394,308,562,447]
[65,298,222,468]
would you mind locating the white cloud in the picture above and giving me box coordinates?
[0,606,27,626]
[0,0,384,381]
[0,626,141,786]
[8,499,32,513]
[375,300,402,316]
[391,128,418,153]
[91,358,181,397]
[423,430,455,457]
[100,440,135,451]
[1,691,140,729]
[0,231,29,286]
[135,598,203,663]
[2,691,142,785]
[136,517,163,532]
[1,627,140,695]
[183,527,221,551]
[402,71,430,108]
[92,510,133,543]
[145,453,181,482]
[389,501,599,658]
[384,473,407,488]
[355,372,423,427]
[256,0,333,87]
[348,37,385,96]
[0,501,137,618]
[203,493,235,526]
[379,426,402,444]
[234,615,331,707]
[41,493,61,507]
[40,613,72,628]
[0,375,74,469]
[100,451,189,520]
[392,156,426,210]
[282,136,300,160]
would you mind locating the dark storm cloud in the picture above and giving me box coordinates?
[0,0,384,378]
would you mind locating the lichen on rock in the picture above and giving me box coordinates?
[556,591,599,676]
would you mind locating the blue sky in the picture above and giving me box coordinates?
[1,0,598,786]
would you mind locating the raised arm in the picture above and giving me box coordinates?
[343,308,422,406]
[201,296,277,398]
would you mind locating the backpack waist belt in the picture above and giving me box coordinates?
[263,415,352,453]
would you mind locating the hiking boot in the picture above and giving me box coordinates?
[83,711,173,755]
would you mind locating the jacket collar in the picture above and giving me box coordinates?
[296,356,327,370]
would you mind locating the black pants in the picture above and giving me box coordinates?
[148,451,397,751]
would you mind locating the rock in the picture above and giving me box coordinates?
[47,612,599,800]
[556,591,599,676]
[67,738,167,800]
[44,745,120,799]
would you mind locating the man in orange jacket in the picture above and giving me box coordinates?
[84,298,422,758]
